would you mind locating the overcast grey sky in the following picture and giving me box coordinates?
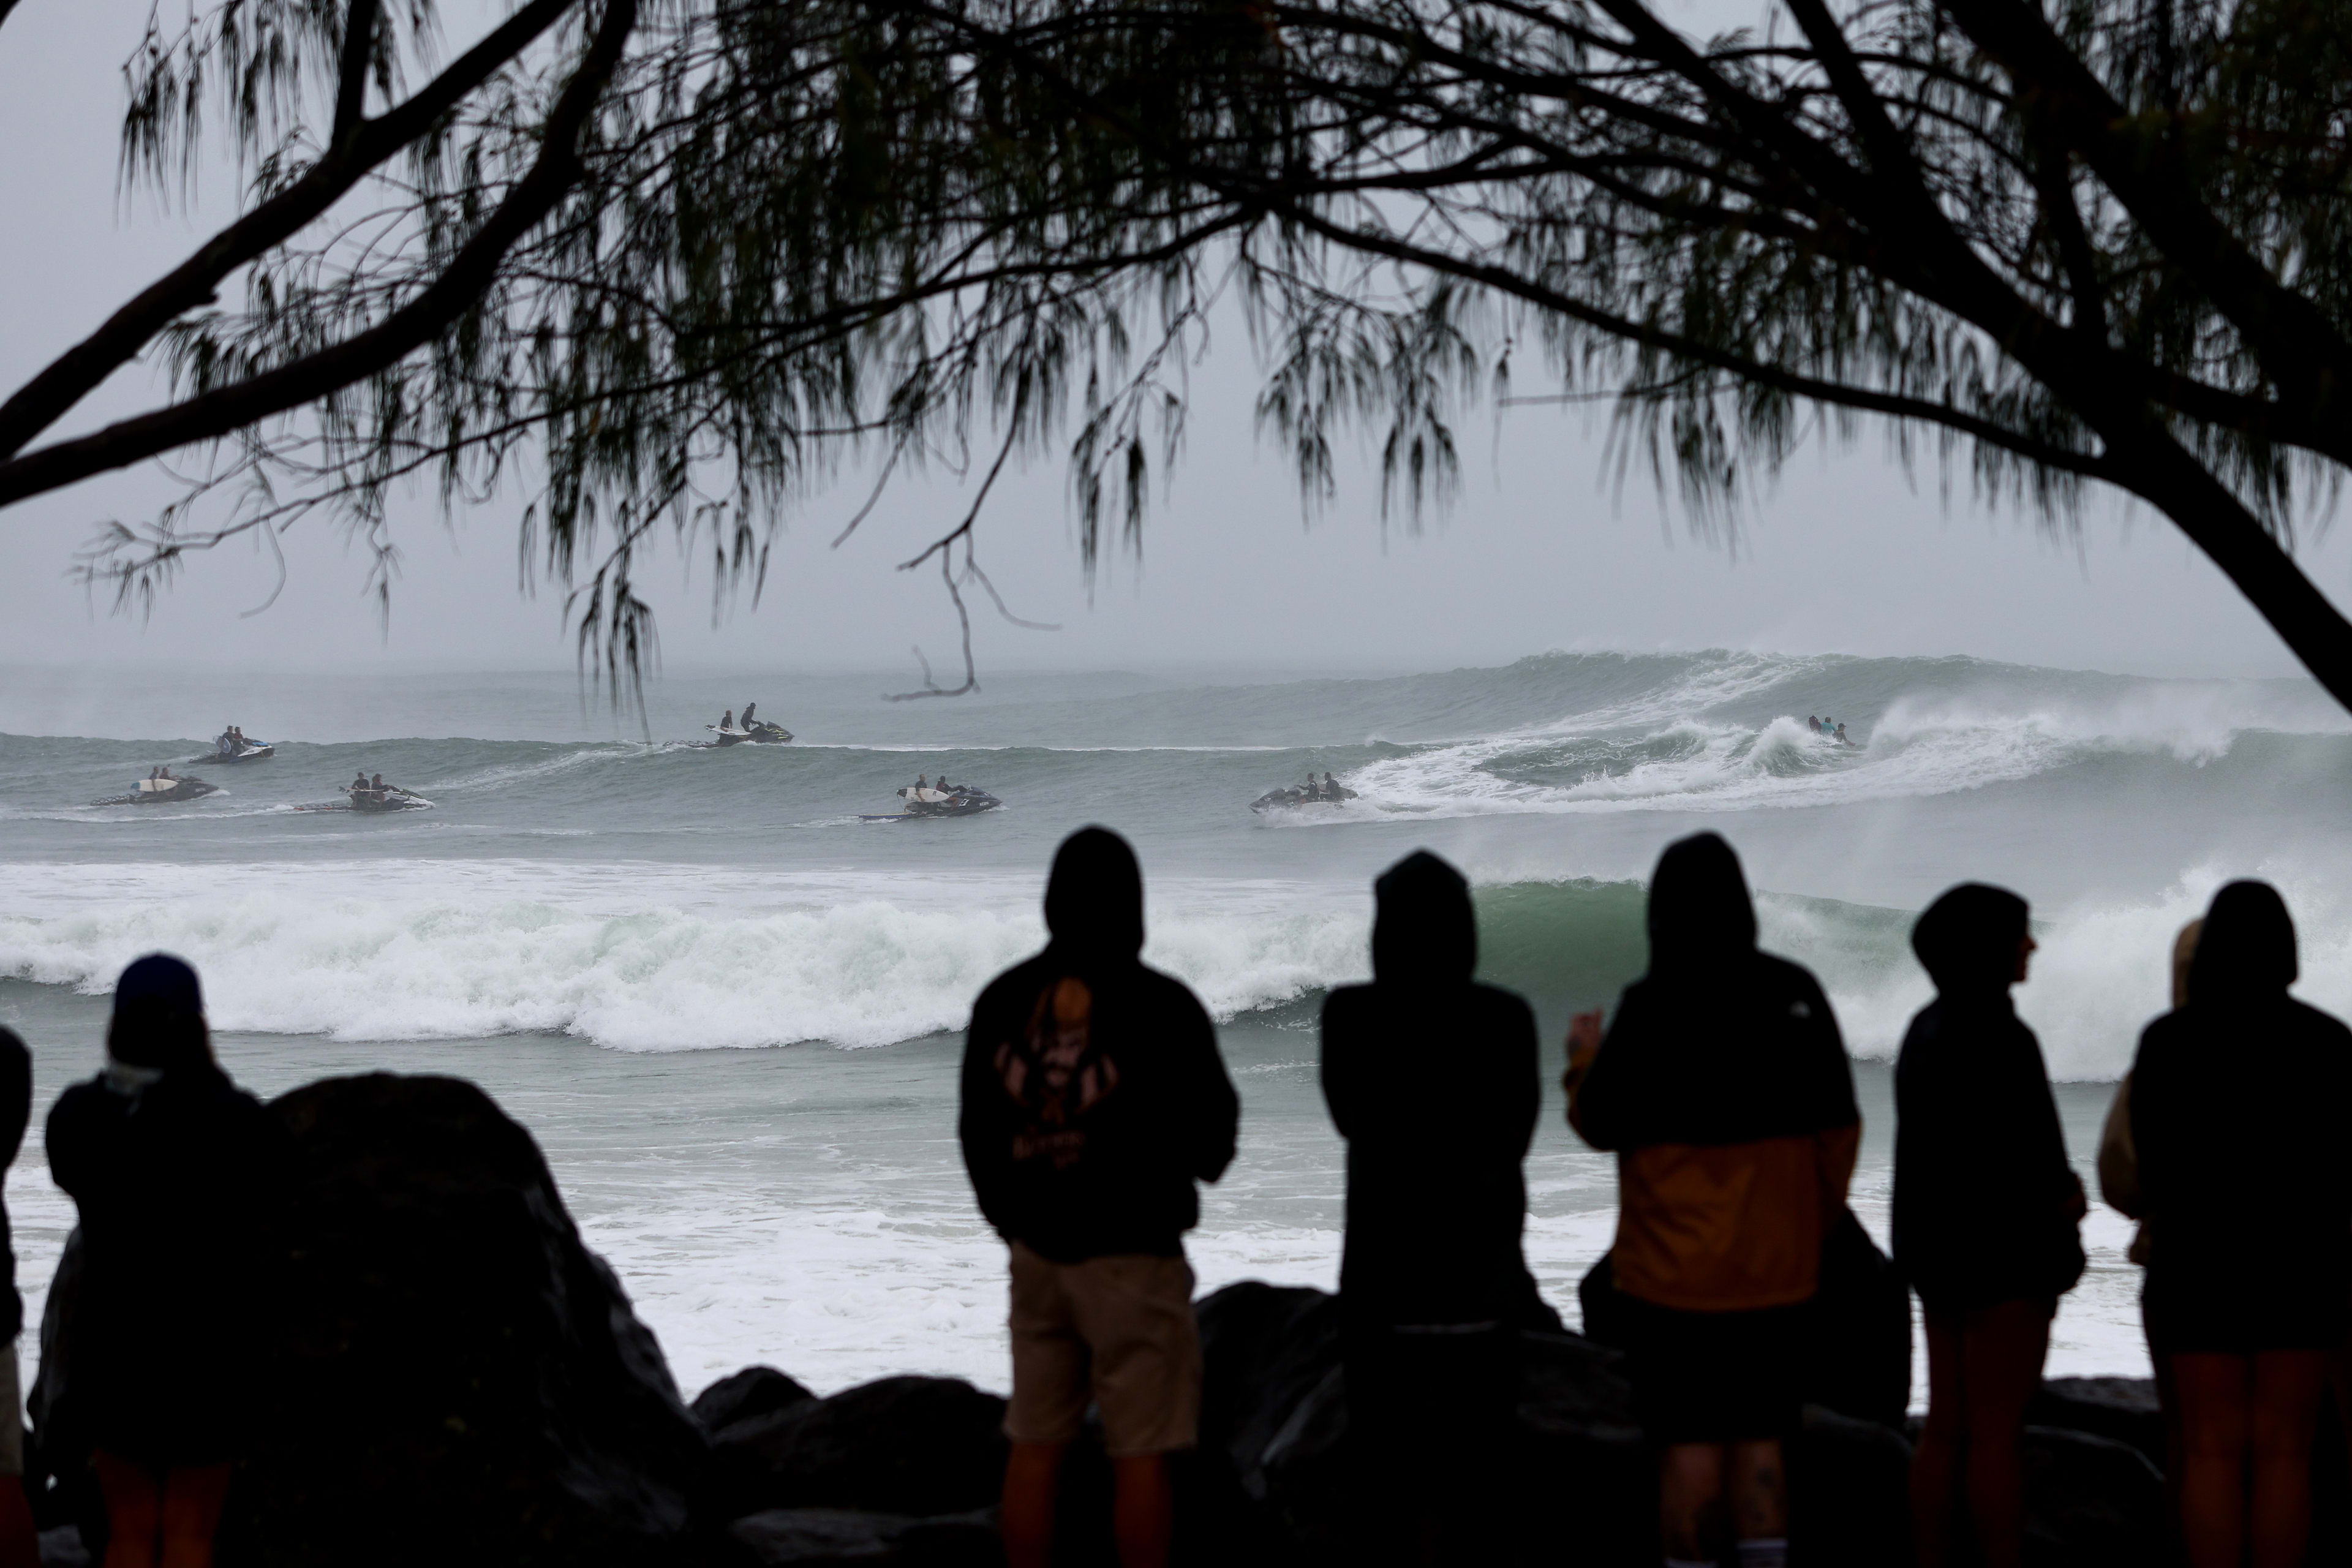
[7,0,2352,682]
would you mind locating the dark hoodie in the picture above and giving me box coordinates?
[2131,881,2352,1351]
[1320,852,1539,1325]
[47,954,284,1463]
[1570,833,1860,1312]
[960,828,1240,1263]
[1892,885,2083,1313]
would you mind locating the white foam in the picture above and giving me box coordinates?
[1322,660,2346,822]
[0,861,1368,1052]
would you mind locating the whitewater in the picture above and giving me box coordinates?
[2,649,2348,1402]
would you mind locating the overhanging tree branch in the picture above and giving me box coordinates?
[0,0,582,462]
[0,0,634,508]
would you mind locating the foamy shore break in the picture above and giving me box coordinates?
[23,1076,2235,1567]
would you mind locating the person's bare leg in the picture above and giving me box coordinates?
[2170,1354,2252,1568]
[1001,1441,1067,1568]
[1911,1311,1966,1568]
[2247,1350,2329,1568]
[1728,1438,1787,1542]
[1110,1453,1174,1568]
[1658,1441,1727,1562]
[156,1464,232,1568]
[92,1452,162,1568]
[1959,1302,2051,1568]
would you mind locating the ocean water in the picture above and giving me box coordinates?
[2,649,2347,1403]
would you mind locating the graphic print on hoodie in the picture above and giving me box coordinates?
[961,827,1240,1264]
[1000,975,1123,1170]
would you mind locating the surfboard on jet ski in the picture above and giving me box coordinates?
[859,783,1003,821]
[93,774,222,806]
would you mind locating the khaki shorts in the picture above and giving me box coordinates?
[1005,1242,1200,1456]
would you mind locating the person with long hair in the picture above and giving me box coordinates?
[2132,882,2352,1568]
[1894,885,2086,1568]
[47,955,283,1568]
[1567,833,1860,1568]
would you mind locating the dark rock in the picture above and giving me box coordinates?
[729,1507,1001,1566]
[2021,1425,2166,1568]
[1197,1281,1345,1505]
[2026,1377,2164,1472]
[29,1074,717,1567]
[698,1368,820,1440]
[721,1377,1007,1518]
[1804,1211,1911,1430]
[1789,1404,1913,1568]
[1195,1282,1653,1565]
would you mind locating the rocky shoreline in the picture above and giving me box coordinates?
[21,1075,2346,1566]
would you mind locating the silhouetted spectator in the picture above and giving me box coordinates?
[1895,885,2086,1568]
[960,828,1239,1568]
[1322,850,1538,1564]
[2132,882,2351,1568]
[1566,832,1858,1568]
[47,956,282,1568]
[0,1030,37,1568]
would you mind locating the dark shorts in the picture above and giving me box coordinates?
[1620,1298,1807,1444]
[2143,1275,2350,1355]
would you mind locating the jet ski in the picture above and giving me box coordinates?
[207,732,275,763]
[341,783,434,813]
[703,720,794,747]
[861,783,1003,820]
[94,774,221,806]
[1251,780,1359,812]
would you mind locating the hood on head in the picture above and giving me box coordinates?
[1645,832,1756,973]
[109,952,211,1074]
[1371,851,1476,987]
[2188,881,2296,1004]
[114,953,202,1019]
[1044,826,1145,956]
[1911,883,2029,996]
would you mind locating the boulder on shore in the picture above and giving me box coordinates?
[704,1374,1008,1520]
[34,1074,717,1567]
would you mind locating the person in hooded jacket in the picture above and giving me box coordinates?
[1893,885,2086,1568]
[47,955,284,1568]
[961,827,1240,1568]
[2131,881,2351,1568]
[1321,851,1540,1566]
[0,1030,37,1568]
[1566,832,1859,1568]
